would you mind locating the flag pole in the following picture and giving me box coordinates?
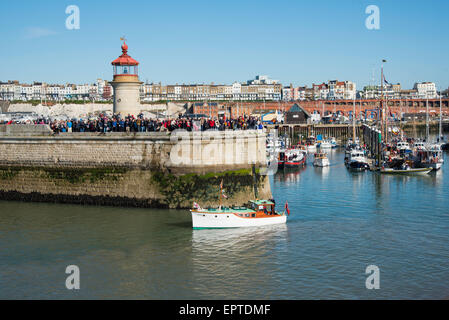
[219,180,223,210]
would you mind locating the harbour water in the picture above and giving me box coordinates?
[0,140,448,299]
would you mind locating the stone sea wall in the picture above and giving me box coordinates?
[0,129,270,209]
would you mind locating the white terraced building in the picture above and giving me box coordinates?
[0,80,113,102]
[414,82,437,99]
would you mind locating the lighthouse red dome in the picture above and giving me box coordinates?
[111,40,139,66]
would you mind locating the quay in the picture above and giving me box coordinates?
[0,126,270,209]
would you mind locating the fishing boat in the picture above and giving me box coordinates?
[416,144,444,171]
[346,137,360,148]
[330,137,338,148]
[319,140,333,149]
[305,136,317,152]
[413,141,426,151]
[282,148,306,169]
[313,152,330,167]
[396,141,412,154]
[346,149,370,171]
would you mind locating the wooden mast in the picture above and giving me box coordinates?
[439,88,443,141]
[353,97,356,142]
[426,98,429,141]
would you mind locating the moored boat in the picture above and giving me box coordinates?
[346,149,370,171]
[380,167,432,175]
[313,152,330,167]
[397,141,412,154]
[306,136,317,152]
[416,144,444,171]
[282,148,306,169]
[413,141,426,151]
[380,159,431,175]
[319,140,333,149]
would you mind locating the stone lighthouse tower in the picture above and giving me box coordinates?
[110,40,143,116]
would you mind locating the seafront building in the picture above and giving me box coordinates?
[1,76,444,104]
[361,82,439,100]
[141,75,282,102]
[413,82,438,99]
[0,79,113,102]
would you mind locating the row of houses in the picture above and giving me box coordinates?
[283,81,441,102]
[0,75,443,103]
[361,82,439,100]
[141,75,282,102]
[0,79,113,102]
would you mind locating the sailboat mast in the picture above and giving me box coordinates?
[426,98,429,141]
[380,63,384,142]
[353,97,356,141]
[439,89,443,140]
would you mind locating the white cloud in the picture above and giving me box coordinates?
[24,27,58,39]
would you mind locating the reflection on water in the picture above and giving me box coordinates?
[0,147,449,299]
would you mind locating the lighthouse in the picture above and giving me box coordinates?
[110,40,143,116]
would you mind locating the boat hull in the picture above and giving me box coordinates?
[313,158,330,167]
[421,162,443,171]
[284,158,306,168]
[380,168,432,175]
[191,211,287,229]
[346,161,370,171]
[320,142,332,149]
[307,145,317,152]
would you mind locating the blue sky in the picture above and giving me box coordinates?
[0,0,448,90]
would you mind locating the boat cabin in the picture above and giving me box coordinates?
[350,150,365,158]
[306,136,316,145]
[414,142,426,150]
[397,141,411,150]
[248,200,276,215]
[314,152,328,159]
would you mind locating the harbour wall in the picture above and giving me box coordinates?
[0,129,270,209]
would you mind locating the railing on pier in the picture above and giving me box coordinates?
[264,123,363,145]
[362,124,382,167]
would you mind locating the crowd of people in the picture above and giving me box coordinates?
[2,113,264,134]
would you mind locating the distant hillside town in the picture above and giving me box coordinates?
[0,75,446,103]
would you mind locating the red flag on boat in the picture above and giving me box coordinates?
[285,201,290,216]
